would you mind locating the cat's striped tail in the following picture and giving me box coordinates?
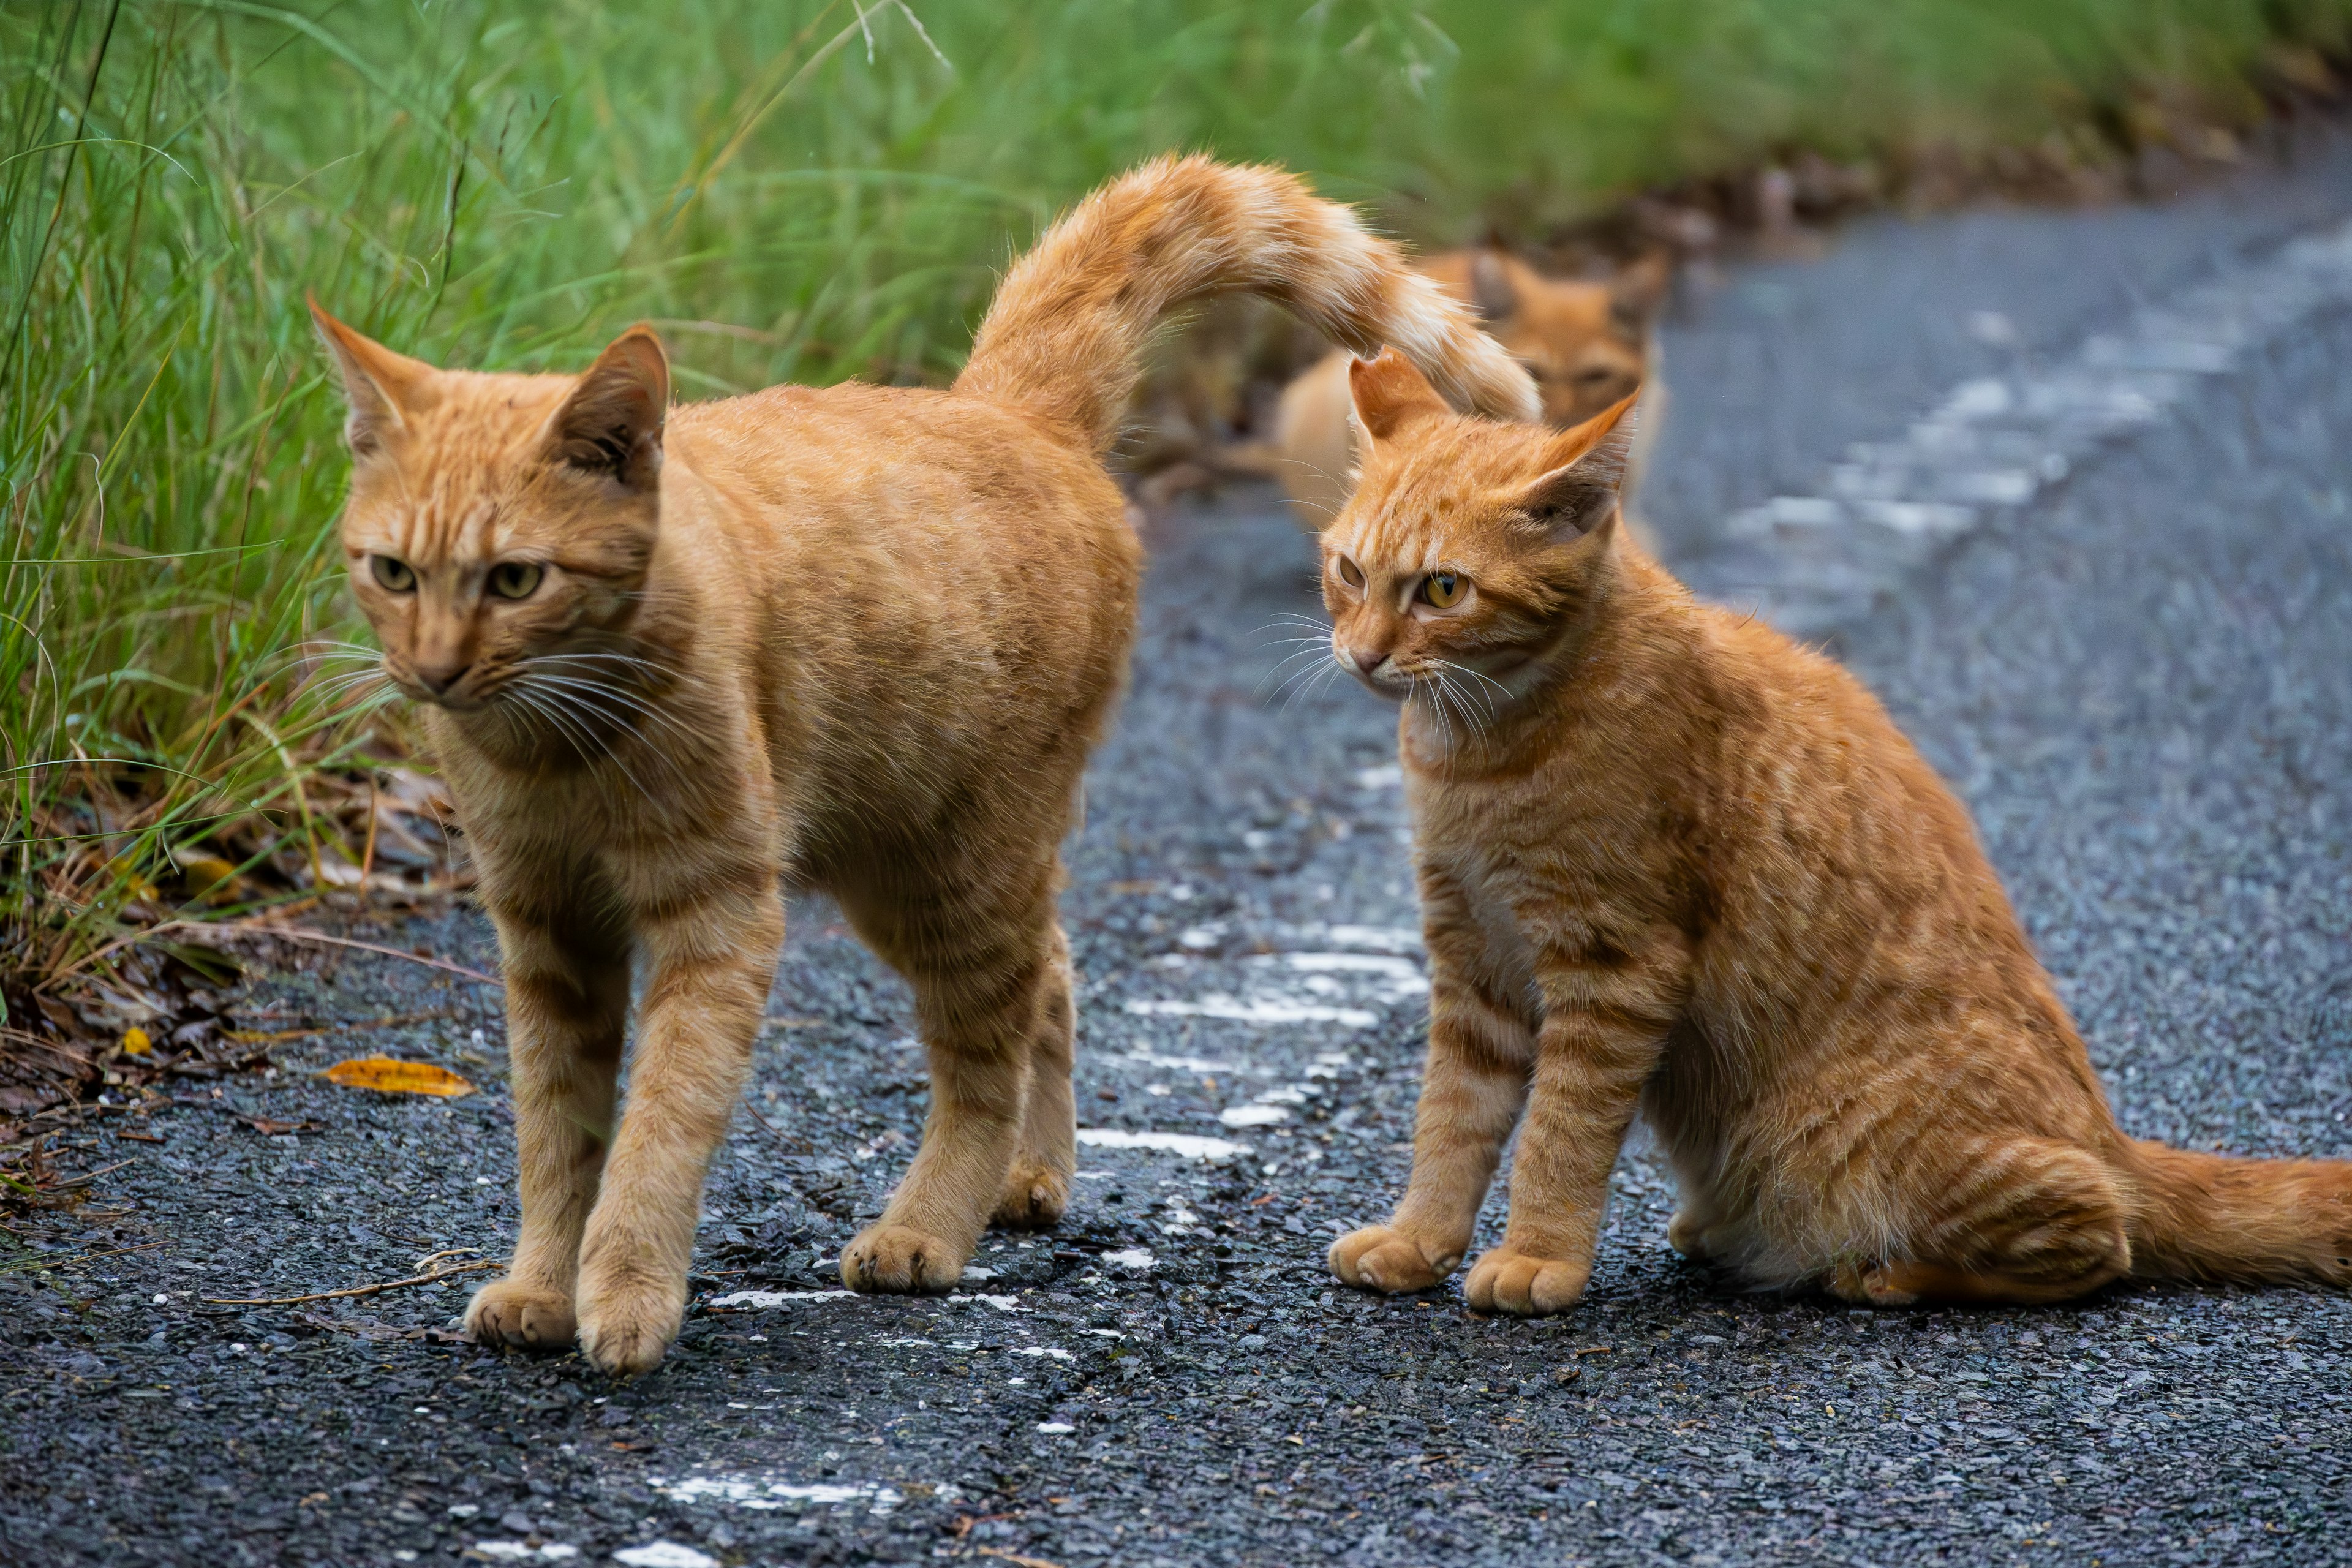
[2125,1139,2352,1286]
[956,154,1539,455]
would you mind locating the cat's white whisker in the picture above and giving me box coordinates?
[510,676,699,804]
[1257,645,1342,702]
[1276,660,1340,718]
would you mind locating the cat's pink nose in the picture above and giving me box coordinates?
[413,660,472,696]
[1349,646,1387,676]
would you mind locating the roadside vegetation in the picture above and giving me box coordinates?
[6,0,2350,1045]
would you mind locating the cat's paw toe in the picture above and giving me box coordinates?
[840,1223,965,1294]
[1329,1225,1457,1294]
[574,1275,683,1378]
[1464,1246,1589,1316]
[1666,1208,1716,1261]
[991,1161,1070,1231]
[463,1278,576,1351]
[1827,1259,1920,1307]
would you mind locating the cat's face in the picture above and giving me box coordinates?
[1320,349,1634,708]
[311,305,669,714]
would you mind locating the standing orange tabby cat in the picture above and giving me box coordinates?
[311,159,1537,1374]
[1320,349,2352,1313]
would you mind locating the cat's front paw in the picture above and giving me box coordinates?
[1463,1245,1590,1315]
[1329,1224,1460,1294]
[464,1277,576,1351]
[992,1159,1070,1231]
[840,1223,965,1294]
[575,1272,684,1377]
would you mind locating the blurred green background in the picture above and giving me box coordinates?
[6,0,2349,996]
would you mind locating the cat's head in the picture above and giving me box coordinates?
[1321,348,1637,706]
[310,301,670,712]
[1427,249,1665,429]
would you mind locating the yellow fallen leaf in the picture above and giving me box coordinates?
[321,1057,477,1098]
[177,852,243,904]
[120,1027,152,1056]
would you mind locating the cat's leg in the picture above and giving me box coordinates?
[839,860,1060,1293]
[571,876,784,1376]
[464,897,631,1353]
[1464,934,1690,1316]
[995,921,1076,1229]
[1332,872,1537,1295]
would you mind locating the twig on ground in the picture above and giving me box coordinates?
[975,1548,1066,1568]
[214,925,502,986]
[50,1158,138,1189]
[0,1239,165,1273]
[222,1008,462,1046]
[292,1310,468,1344]
[202,1256,500,1306]
[741,1097,811,1153]
[409,1246,486,1270]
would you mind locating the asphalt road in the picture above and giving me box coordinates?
[7,138,2352,1567]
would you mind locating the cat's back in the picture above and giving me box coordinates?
[1694,602,1979,852]
[674,380,1127,534]
[1673,592,2040,1022]
[664,380,1140,642]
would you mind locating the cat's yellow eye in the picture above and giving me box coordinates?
[1419,571,1466,609]
[489,561,543,601]
[1334,556,1365,590]
[369,555,416,593]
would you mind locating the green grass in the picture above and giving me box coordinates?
[5,0,2349,1012]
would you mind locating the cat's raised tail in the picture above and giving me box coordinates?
[2127,1140,2352,1286]
[956,154,1540,455]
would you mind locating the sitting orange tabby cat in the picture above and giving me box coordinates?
[1321,349,2352,1313]
[311,159,1538,1374]
[1268,249,1665,529]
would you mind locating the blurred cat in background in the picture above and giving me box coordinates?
[1267,249,1668,529]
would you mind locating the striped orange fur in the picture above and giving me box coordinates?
[1321,349,2352,1314]
[311,157,1537,1374]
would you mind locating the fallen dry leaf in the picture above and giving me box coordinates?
[320,1058,476,1098]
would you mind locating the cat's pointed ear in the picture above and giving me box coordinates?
[1469,250,1520,321]
[1515,393,1642,540]
[543,325,669,493]
[1609,251,1673,337]
[1349,348,1451,445]
[309,296,435,460]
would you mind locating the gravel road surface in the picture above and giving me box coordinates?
[6,138,2351,1567]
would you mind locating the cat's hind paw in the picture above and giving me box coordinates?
[1464,1245,1590,1316]
[463,1277,576,1352]
[1666,1207,1720,1261]
[991,1159,1070,1231]
[1329,1224,1460,1294]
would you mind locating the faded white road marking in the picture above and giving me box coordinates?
[1075,1128,1251,1159]
[1126,995,1378,1027]
[1701,216,2352,632]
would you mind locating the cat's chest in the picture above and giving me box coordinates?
[1412,813,1542,981]
[1455,859,1539,982]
